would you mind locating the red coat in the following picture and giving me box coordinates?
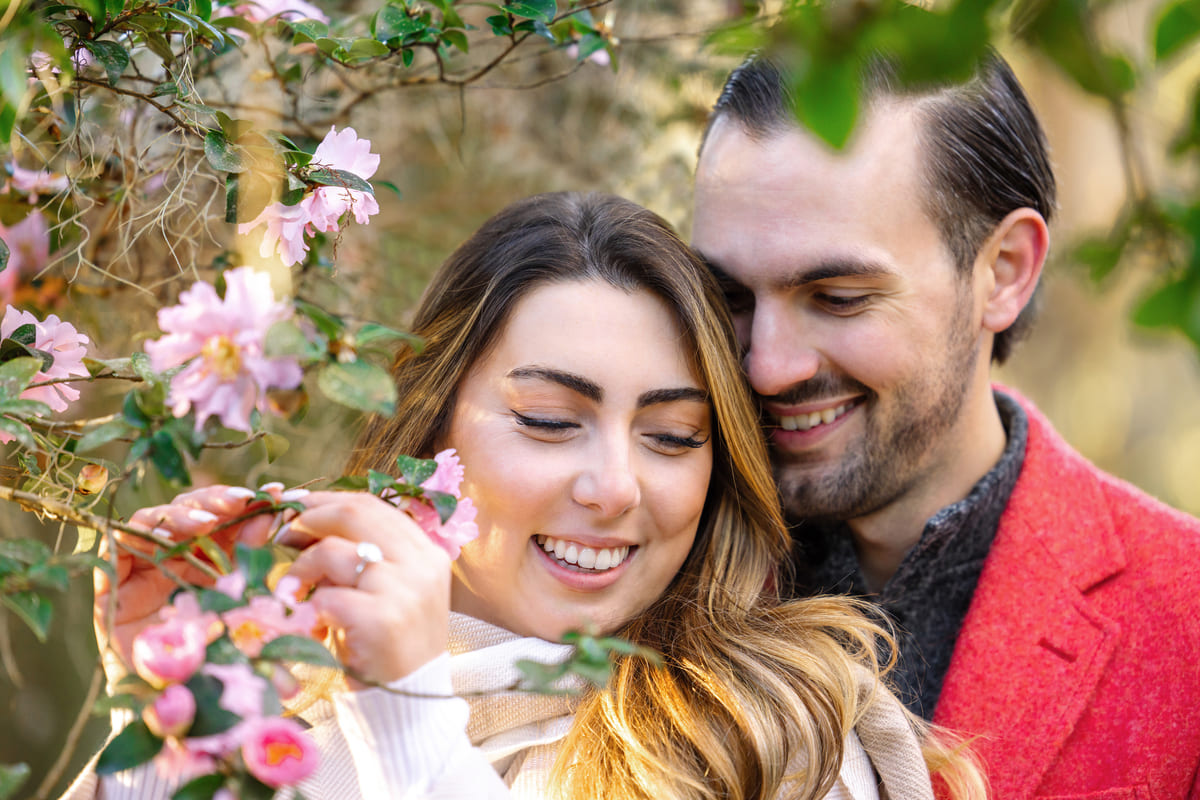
[934,390,1200,798]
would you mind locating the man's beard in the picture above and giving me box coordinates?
[771,300,981,523]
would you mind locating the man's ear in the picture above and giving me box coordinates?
[977,207,1049,334]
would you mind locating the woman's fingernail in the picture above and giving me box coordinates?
[280,488,309,502]
[273,522,292,542]
[225,487,257,500]
[151,527,172,540]
[259,481,284,492]
[187,509,218,523]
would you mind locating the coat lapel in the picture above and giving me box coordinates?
[934,395,1126,798]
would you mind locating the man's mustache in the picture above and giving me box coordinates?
[757,374,873,407]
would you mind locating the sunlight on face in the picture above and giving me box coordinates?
[444,280,713,641]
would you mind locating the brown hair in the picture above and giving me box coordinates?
[349,192,983,798]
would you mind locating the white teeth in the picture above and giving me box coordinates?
[536,536,631,572]
[777,402,851,433]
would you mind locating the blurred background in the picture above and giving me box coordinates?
[2,1,1197,797]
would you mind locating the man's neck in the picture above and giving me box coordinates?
[846,387,1008,593]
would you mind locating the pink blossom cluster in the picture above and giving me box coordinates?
[390,448,479,560]
[0,306,89,442]
[129,576,320,788]
[4,163,69,202]
[144,267,303,432]
[238,126,380,267]
[0,212,53,302]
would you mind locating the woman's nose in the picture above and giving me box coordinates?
[572,441,641,518]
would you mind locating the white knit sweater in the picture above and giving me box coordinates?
[65,613,933,799]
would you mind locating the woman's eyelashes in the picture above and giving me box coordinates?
[512,410,578,435]
[512,410,707,453]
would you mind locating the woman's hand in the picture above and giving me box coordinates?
[282,491,453,688]
[94,484,287,663]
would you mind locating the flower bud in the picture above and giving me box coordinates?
[76,464,109,494]
[143,684,196,739]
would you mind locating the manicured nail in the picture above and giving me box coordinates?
[259,481,284,492]
[187,509,218,523]
[273,522,292,542]
[151,527,172,540]
[225,487,257,500]
[280,488,309,502]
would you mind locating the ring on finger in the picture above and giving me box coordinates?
[353,541,384,583]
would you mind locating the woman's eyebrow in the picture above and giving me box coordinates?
[507,366,602,401]
[637,387,708,408]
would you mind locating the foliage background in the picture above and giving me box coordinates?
[1,0,1198,797]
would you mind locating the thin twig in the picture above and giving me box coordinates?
[31,658,107,800]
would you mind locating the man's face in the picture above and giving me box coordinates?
[692,104,990,522]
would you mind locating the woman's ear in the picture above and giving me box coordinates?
[976,207,1049,334]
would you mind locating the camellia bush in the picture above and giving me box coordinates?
[1,0,1200,797]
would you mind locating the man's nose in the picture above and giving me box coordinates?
[573,439,641,518]
[743,304,820,398]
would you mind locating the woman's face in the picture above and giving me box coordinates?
[444,280,713,641]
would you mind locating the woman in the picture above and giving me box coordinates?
[80,193,981,799]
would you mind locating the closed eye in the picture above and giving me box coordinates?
[815,292,870,313]
[647,432,709,455]
[513,411,579,437]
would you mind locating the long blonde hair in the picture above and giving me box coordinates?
[348,192,984,799]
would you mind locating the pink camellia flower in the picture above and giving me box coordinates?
[238,200,311,268]
[240,716,318,788]
[238,127,379,267]
[389,449,479,560]
[132,617,210,688]
[203,662,268,721]
[222,592,316,657]
[143,684,197,739]
[235,0,328,23]
[0,211,53,302]
[144,267,303,432]
[303,126,380,232]
[153,739,218,782]
[214,570,248,600]
[5,164,69,202]
[161,592,224,643]
[0,306,90,442]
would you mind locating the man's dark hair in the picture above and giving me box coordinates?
[702,51,1057,364]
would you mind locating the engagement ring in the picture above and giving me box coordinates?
[353,541,384,582]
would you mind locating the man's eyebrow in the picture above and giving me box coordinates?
[789,260,896,286]
[637,387,709,408]
[508,367,602,401]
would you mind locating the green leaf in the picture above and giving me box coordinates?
[367,468,399,496]
[237,775,277,800]
[264,320,320,359]
[486,14,513,35]
[150,430,190,486]
[0,398,53,419]
[204,130,245,173]
[191,537,232,575]
[505,0,555,23]
[426,490,457,524]
[1074,234,1127,283]
[171,773,225,800]
[224,172,239,224]
[395,453,436,486]
[0,418,36,450]
[319,360,397,415]
[0,238,8,276]
[304,167,374,195]
[347,38,391,60]
[130,351,158,383]
[198,589,240,614]
[83,40,130,85]
[355,322,423,351]
[122,390,151,429]
[263,432,289,463]
[191,0,212,23]
[373,3,413,41]
[150,81,178,97]
[259,635,340,668]
[235,543,274,589]
[294,299,345,340]
[204,635,242,664]
[0,763,29,800]
[326,475,368,491]
[1,591,53,643]
[0,539,51,564]
[0,357,43,401]
[96,720,163,774]
[442,29,469,53]
[1155,0,1200,62]
[284,18,329,43]
[0,339,53,371]
[789,56,860,150]
[105,0,125,20]
[185,673,242,736]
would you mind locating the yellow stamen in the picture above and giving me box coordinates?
[201,335,242,381]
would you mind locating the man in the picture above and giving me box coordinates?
[692,53,1200,798]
